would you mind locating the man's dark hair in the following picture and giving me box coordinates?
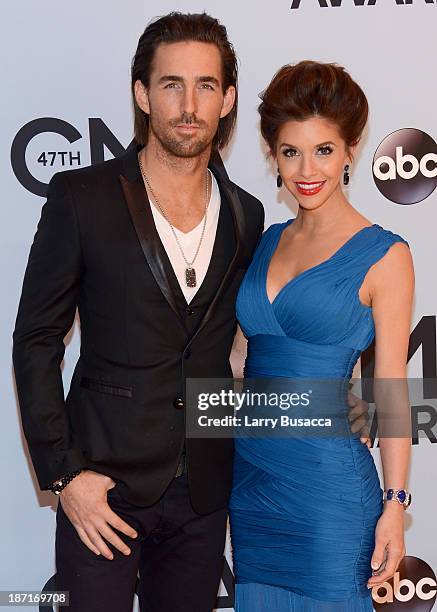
[131,12,238,150]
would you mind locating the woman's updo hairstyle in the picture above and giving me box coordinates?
[258,60,368,154]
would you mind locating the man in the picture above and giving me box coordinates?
[13,11,368,612]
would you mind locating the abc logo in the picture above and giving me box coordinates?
[372,556,437,611]
[373,128,437,205]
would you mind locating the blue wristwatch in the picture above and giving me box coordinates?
[384,488,412,508]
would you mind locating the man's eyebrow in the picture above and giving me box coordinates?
[198,76,220,86]
[157,75,220,86]
[158,75,184,84]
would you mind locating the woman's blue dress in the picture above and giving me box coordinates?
[229,219,408,611]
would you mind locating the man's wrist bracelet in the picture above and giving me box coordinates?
[49,469,82,495]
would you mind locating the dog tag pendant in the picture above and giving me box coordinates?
[185,267,197,287]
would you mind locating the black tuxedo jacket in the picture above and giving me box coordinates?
[12,145,264,514]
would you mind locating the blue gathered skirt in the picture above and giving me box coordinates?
[235,582,373,611]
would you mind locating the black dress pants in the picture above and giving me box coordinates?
[55,474,228,612]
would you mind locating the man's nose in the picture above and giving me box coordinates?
[181,87,198,117]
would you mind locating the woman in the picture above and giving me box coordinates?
[229,61,414,611]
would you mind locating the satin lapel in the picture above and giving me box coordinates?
[119,156,184,323]
[187,151,246,345]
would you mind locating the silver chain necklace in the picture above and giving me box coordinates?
[138,154,210,288]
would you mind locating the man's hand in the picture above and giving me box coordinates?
[347,391,371,448]
[59,470,138,560]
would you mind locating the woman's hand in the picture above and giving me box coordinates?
[367,503,406,589]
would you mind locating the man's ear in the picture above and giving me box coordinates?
[220,85,236,119]
[134,80,150,115]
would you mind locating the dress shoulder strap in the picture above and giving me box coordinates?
[334,224,409,288]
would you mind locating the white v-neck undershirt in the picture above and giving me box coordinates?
[149,172,221,303]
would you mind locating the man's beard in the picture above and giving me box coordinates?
[149,111,217,158]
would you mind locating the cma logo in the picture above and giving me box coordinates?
[291,0,435,7]
[373,129,437,205]
[362,315,437,446]
[10,117,133,197]
[373,556,437,611]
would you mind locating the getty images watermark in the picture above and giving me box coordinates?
[196,387,332,431]
[185,378,422,440]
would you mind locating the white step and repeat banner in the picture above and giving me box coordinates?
[2,1,436,610]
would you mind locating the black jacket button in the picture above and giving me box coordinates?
[184,348,191,359]
[173,398,184,410]
[185,307,194,316]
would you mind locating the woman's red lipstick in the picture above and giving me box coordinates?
[295,181,326,196]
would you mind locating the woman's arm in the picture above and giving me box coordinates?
[365,240,414,589]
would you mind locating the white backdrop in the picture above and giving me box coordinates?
[2,1,436,610]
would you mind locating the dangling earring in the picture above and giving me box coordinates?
[277,169,283,189]
[343,164,350,186]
